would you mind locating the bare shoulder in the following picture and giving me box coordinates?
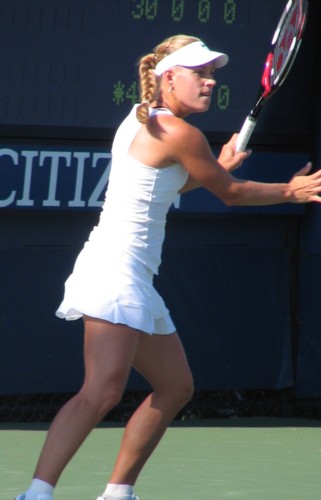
[150,114,210,161]
[156,115,206,143]
[129,113,214,169]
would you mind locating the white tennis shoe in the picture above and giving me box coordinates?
[96,495,139,500]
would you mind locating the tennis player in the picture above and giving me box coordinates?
[15,34,321,500]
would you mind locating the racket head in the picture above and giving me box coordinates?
[261,0,308,99]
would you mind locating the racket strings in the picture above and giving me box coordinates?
[272,1,302,83]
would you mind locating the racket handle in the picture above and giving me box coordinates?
[236,116,257,152]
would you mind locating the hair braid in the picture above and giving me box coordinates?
[136,54,157,124]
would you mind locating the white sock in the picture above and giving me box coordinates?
[25,478,54,498]
[104,483,133,497]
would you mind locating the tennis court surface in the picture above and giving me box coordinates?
[2,418,321,499]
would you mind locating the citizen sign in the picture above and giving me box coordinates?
[0,147,112,209]
[0,146,182,210]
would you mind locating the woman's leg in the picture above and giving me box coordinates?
[108,331,194,486]
[33,317,141,487]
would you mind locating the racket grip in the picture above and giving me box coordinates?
[236,116,257,152]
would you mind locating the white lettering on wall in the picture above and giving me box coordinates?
[39,151,72,207]
[68,152,90,208]
[88,152,112,207]
[0,148,19,207]
[16,150,38,207]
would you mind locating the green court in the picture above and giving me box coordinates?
[2,418,321,499]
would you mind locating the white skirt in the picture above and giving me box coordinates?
[55,242,175,335]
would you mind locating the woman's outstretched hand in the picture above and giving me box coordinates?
[219,136,321,205]
[287,163,321,204]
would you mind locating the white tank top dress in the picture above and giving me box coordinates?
[56,105,189,334]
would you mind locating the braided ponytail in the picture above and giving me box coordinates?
[136,53,157,124]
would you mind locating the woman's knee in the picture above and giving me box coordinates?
[160,370,194,407]
[77,384,124,420]
[178,374,194,405]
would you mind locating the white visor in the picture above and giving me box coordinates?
[154,41,228,76]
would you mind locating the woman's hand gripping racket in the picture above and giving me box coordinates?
[236,0,308,152]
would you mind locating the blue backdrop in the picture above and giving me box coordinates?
[1,0,321,400]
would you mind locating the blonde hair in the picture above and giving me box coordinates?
[136,34,200,124]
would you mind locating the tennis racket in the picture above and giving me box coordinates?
[235,0,308,152]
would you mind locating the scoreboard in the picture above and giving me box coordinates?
[0,0,318,146]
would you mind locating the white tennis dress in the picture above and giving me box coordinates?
[56,105,189,334]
